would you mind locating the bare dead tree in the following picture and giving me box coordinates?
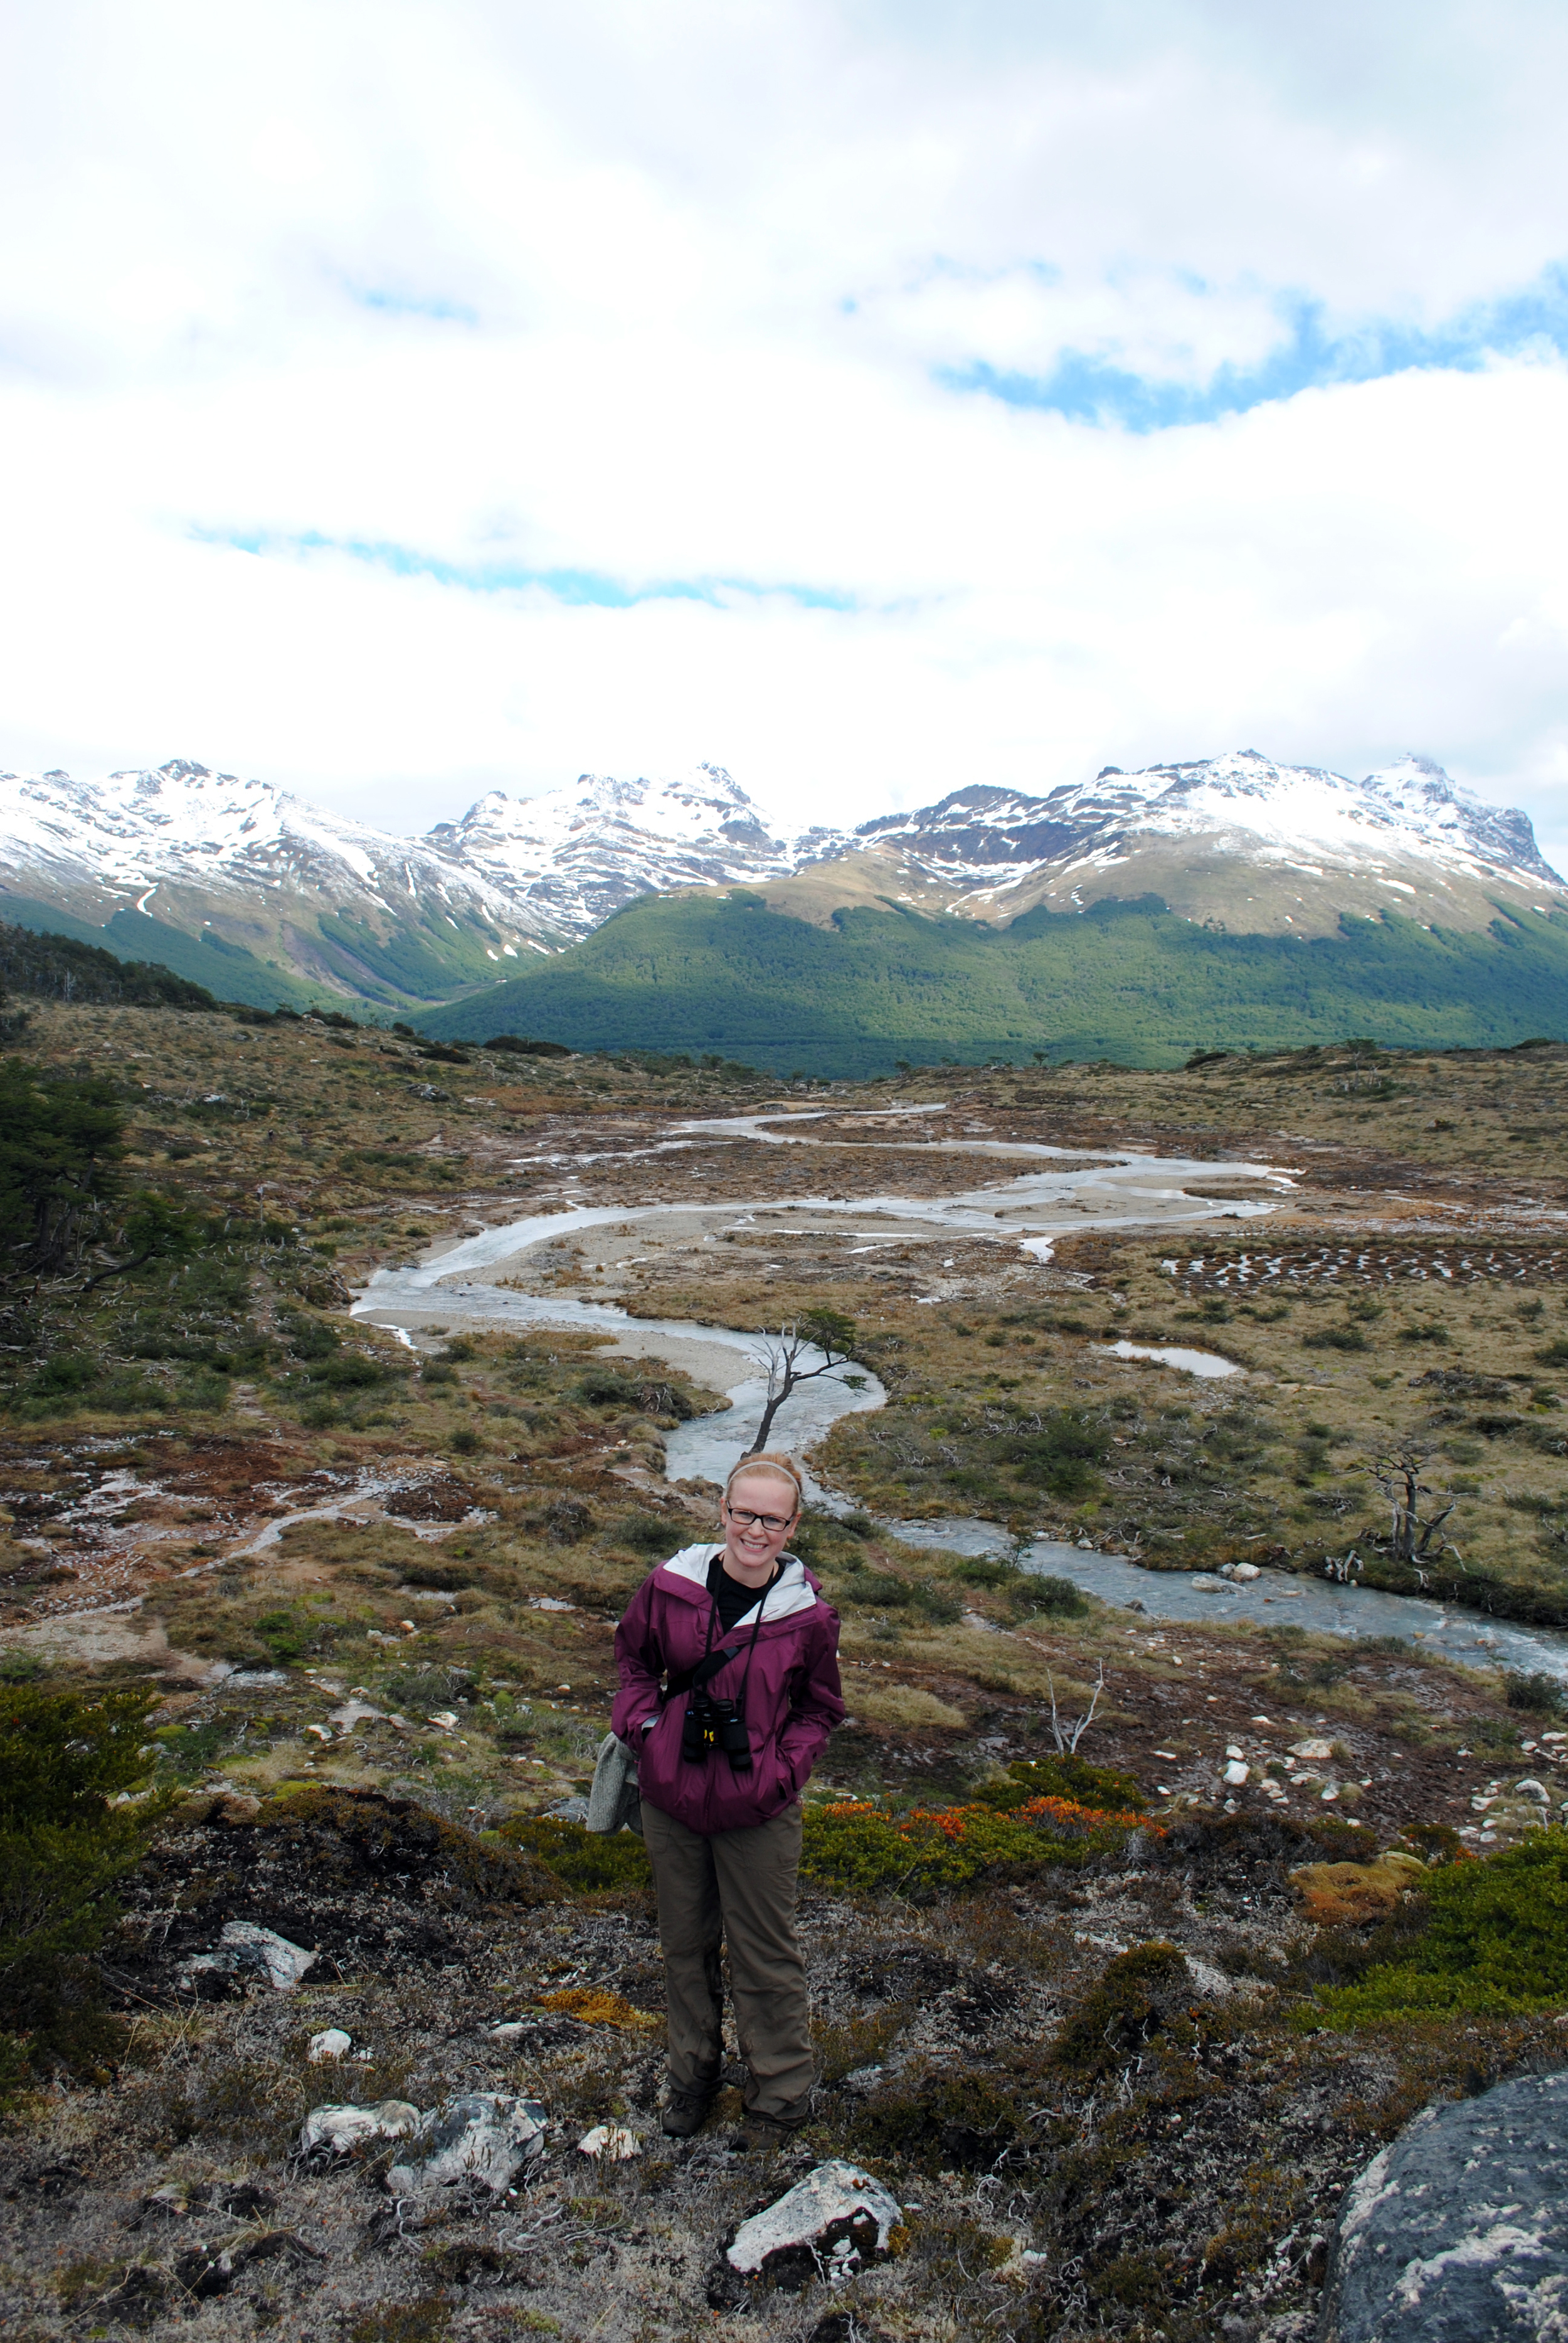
[1046,1661,1106,1755]
[1370,1450,1464,1581]
[745,1309,859,1453]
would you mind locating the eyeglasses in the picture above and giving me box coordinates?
[725,1506,795,1532]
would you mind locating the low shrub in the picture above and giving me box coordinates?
[497,1815,653,1894]
[1319,1828,1568,2021]
[855,2064,1024,2170]
[1049,1941,1197,2078]
[1015,1572,1089,1617]
[1,1685,162,2081]
[1505,1670,1566,1716]
[974,1754,1145,1813]
[800,1788,1152,1896]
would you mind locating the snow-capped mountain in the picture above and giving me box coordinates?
[427,762,842,935]
[0,759,561,1006]
[821,750,1565,936]
[0,746,1559,1009]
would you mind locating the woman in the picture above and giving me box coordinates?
[612,1450,844,2145]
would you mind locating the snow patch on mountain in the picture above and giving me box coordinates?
[846,750,1564,903]
[427,762,844,935]
[0,759,553,941]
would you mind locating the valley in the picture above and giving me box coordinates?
[3,1001,1568,2336]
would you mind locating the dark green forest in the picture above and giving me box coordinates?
[420,889,1568,1073]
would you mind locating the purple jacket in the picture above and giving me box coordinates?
[612,1544,844,1836]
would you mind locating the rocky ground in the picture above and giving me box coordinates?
[4,1006,1568,2338]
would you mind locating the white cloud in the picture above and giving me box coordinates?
[0,0,1567,859]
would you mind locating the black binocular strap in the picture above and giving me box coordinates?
[653,1558,780,1706]
[661,1642,743,1700]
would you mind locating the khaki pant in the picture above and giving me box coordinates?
[641,1800,813,2122]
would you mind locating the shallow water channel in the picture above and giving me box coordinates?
[352,1123,1568,1681]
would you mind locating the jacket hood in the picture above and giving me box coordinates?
[659,1544,820,1628]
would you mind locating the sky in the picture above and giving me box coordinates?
[3,0,1568,871]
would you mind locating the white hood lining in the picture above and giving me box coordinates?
[659,1544,819,1627]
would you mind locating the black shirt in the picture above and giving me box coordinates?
[707,1549,780,1634]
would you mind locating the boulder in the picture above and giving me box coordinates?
[179,1921,317,1992]
[386,2092,547,2199]
[299,2100,421,2157]
[1321,2069,1568,2340]
[726,2158,903,2290]
[576,2123,640,2160]
[307,2028,351,2063]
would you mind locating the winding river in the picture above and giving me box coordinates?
[351,1115,1568,1682]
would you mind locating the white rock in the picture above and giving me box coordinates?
[1223,1760,1249,1786]
[1290,1738,1334,1761]
[576,2124,640,2160]
[300,2100,420,2155]
[726,2159,903,2279]
[307,2029,352,2063]
[487,2021,528,2043]
[427,1710,458,1729]
[181,1921,317,1992]
[1516,1778,1550,1804]
[1184,1957,1235,2000]
[1231,1561,1261,1581]
[1189,1573,1227,1591]
[1224,1744,1245,1760]
[386,2093,547,2199]
[304,1723,333,1743]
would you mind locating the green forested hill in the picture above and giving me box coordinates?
[418,890,1568,1073]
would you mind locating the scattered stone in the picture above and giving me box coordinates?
[299,2100,421,2157]
[1224,1760,1250,1786]
[577,2124,640,2160]
[386,2092,548,2199]
[544,1795,590,1822]
[1322,2069,1568,2341]
[427,1709,458,1729]
[1290,1738,1335,1761]
[1189,1573,1227,1590]
[726,2158,903,2290]
[1515,1777,1550,1804]
[307,2027,352,2062]
[487,2021,528,2043]
[180,1920,317,1992]
[1231,1561,1261,1581]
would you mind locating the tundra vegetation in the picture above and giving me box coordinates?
[1,994,1567,2339]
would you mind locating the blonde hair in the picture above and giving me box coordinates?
[723,1451,804,1514]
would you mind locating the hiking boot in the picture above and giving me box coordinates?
[733,2110,805,2152]
[660,2086,714,2139]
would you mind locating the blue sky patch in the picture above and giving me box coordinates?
[193,527,857,612]
[942,263,1568,430]
[347,285,480,326]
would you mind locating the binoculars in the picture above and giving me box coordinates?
[681,1692,752,1768]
